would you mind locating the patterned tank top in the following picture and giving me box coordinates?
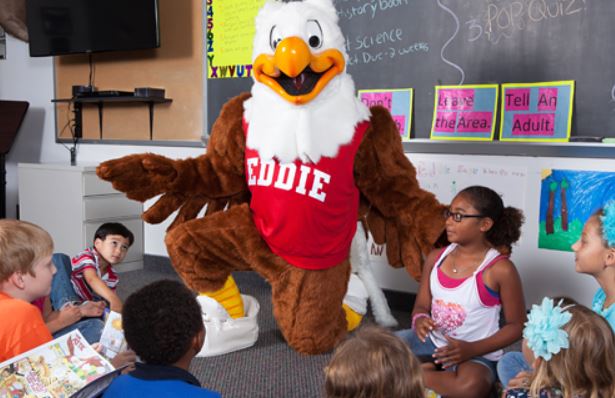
[429,243,507,361]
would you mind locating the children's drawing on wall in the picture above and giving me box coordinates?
[539,169,615,251]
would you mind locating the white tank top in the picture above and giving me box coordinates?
[428,243,504,361]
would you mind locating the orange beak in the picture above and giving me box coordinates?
[253,36,345,105]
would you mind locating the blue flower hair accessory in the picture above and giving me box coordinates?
[523,297,572,361]
[601,200,615,247]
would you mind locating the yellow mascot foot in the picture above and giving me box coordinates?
[200,275,245,319]
[343,303,363,331]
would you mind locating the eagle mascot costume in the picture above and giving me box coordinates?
[97,0,445,354]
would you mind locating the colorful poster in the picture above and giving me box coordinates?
[500,81,574,142]
[206,0,266,79]
[538,169,615,252]
[430,85,498,141]
[0,330,114,397]
[359,88,413,141]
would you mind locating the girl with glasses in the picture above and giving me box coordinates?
[396,185,526,398]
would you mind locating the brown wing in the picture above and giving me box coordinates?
[355,106,447,281]
[97,93,251,231]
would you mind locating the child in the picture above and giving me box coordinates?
[573,200,615,330]
[103,279,220,397]
[504,298,615,398]
[396,185,527,397]
[498,201,615,388]
[325,325,425,398]
[34,253,107,344]
[0,220,136,367]
[0,219,55,361]
[71,222,134,312]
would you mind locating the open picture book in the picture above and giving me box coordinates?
[0,330,115,397]
[98,310,127,359]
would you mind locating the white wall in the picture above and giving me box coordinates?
[0,35,203,257]
[368,153,615,308]
[1,35,612,308]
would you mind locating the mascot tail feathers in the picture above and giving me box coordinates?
[200,275,245,319]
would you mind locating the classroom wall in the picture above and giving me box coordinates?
[1,35,612,308]
[0,35,203,256]
[369,153,615,308]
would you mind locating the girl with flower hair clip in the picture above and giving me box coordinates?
[499,200,615,389]
[396,186,527,397]
[504,297,615,398]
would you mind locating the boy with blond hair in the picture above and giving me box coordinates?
[0,219,55,361]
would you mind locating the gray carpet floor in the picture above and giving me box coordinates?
[116,258,412,398]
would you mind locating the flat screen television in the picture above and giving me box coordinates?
[26,0,160,57]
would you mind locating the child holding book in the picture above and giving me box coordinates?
[0,220,55,361]
[0,219,136,368]
[103,279,220,397]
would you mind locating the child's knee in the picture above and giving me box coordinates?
[455,371,493,398]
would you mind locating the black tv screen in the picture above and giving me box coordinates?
[26,0,160,57]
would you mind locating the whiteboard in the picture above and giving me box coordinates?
[368,152,613,309]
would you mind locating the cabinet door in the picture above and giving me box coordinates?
[84,218,144,264]
[83,172,117,196]
[83,196,142,221]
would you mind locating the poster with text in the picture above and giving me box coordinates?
[368,156,527,269]
[500,81,574,142]
[206,0,266,79]
[538,169,615,252]
[359,88,413,141]
[430,85,498,141]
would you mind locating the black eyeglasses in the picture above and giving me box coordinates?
[444,209,485,223]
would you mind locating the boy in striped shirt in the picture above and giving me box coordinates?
[71,223,134,313]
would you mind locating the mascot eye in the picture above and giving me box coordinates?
[306,20,323,49]
[270,25,282,50]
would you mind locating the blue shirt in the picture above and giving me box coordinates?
[103,363,221,398]
[592,288,615,332]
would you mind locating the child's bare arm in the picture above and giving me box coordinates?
[43,297,83,333]
[411,249,439,341]
[483,259,526,351]
[412,249,440,315]
[83,268,123,312]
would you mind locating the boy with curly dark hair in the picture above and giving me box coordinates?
[103,280,220,397]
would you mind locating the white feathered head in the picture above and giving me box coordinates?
[244,0,370,164]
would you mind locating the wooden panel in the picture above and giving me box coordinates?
[54,0,203,142]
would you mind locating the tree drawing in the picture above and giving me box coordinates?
[546,180,558,234]
[560,178,569,231]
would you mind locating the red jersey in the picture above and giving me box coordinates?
[244,120,369,270]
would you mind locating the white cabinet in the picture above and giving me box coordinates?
[17,163,143,272]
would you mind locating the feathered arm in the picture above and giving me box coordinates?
[97,93,251,230]
[354,106,447,280]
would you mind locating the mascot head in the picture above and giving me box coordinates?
[244,0,370,164]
